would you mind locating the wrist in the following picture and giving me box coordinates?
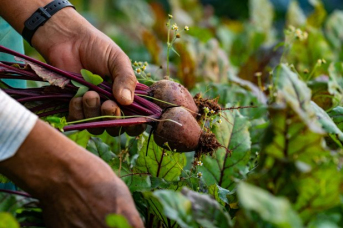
[31,7,90,56]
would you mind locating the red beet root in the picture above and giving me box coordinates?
[153,107,221,153]
[149,80,198,117]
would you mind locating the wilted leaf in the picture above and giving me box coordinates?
[15,57,70,88]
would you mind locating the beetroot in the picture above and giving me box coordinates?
[149,80,198,117]
[153,107,221,153]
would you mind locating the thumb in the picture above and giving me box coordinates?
[110,50,137,106]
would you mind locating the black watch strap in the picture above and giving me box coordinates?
[22,0,75,46]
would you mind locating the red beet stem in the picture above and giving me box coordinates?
[128,101,155,115]
[136,83,150,91]
[3,89,42,97]
[64,114,160,131]
[38,108,69,117]
[0,189,32,198]
[17,94,73,103]
[0,45,113,99]
[134,95,162,114]
[29,101,66,113]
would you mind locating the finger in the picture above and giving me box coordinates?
[124,124,147,137]
[83,91,104,135]
[68,97,84,121]
[101,100,125,137]
[110,50,137,106]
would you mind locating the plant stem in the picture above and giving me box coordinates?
[17,94,73,103]
[0,189,32,198]
[0,45,113,98]
[166,19,171,77]
[64,114,160,131]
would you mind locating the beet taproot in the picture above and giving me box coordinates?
[153,107,221,153]
[149,80,198,117]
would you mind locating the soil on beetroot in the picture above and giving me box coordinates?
[193,93,221,120]
[196,131,223,157]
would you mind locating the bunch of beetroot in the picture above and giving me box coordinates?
[0,45,224,155]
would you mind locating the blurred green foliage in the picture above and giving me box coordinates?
[4,0,343,227]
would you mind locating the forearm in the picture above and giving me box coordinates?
[0,120,80,197]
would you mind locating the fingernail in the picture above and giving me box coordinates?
[73,98,83,110]
[121,89,132,103]
[85,97,98,107]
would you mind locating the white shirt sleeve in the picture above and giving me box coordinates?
[0,89,38,161]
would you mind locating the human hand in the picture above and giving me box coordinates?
[32,8,136,135]
[0,120,144,228]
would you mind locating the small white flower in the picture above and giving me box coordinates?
[197,172,203,178]
[196,161,203,166]
[203,107,210,114]
[210,110,215,114]
[255,72,262,77]
[168,14,173,19]
[184,26,189,31]
[217,119,222,124]
[171,23,179,31]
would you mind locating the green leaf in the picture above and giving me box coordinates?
[80,69,103,86]
[326,10,343,51]
[145,190,196,228]
[199,110,251,190]
[329,106,343,131]
[72,80,89,97]
[0,194,18,214]
[96,131,124,155]
[86,137,117,162]
[286,0,306,27]
[106,214,132,228]
[237,182,303,228]
[181,188,232,228]
[171,47,180,57]
[45,116,68,132]
[249,0,274,32]
[311,101,343,145]
[294,163,341,220]
[135,133,186,181]
[0,213,20,228]
[307,0,327,28]
[245,64,341,221]
[122,174,151,192]
[0,81,10,89]
[65,130,91,148]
